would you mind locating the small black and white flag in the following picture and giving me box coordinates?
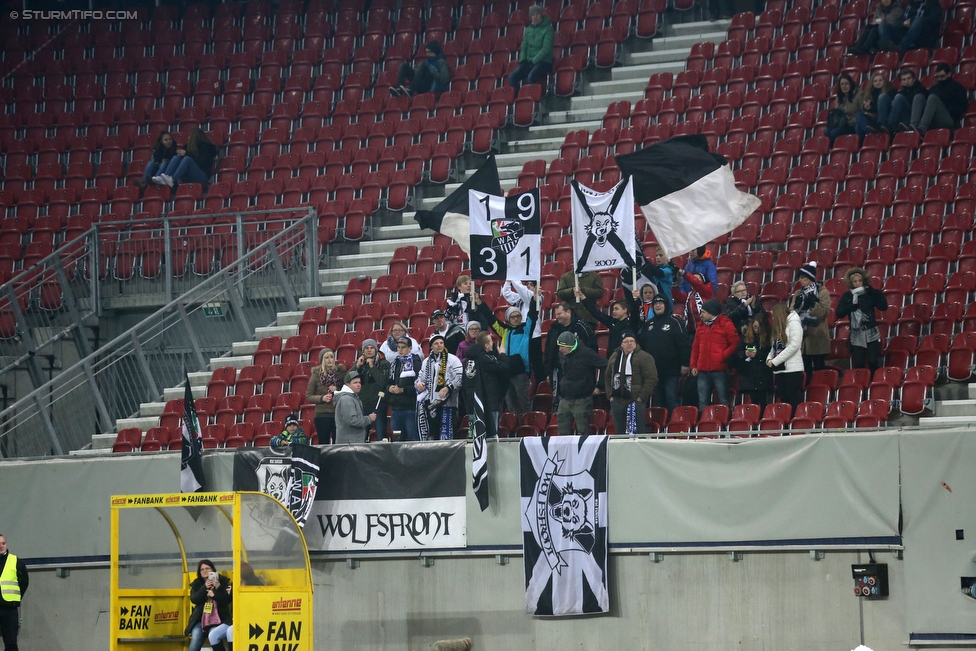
[180,374,206,493]
[233,445,321,528]
[469,188,541,283]
[521,435,609,616]
[414,156,502,255]
[470,361,496,512]
[615,135,761,258]
[570,177,636,274]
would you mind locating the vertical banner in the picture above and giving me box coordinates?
[571,177,636,274]
[520,435,609,616]
[469,188,541,283]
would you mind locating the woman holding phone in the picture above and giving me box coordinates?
[185,559,232,651]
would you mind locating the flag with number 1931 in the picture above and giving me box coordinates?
[468,188,541,284]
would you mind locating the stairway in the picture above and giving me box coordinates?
[92,18,732,451]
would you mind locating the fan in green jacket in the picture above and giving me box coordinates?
[508,5,554,92]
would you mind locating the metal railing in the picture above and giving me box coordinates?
[0,210,318,458]
[0,207,320,392]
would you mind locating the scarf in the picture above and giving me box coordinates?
[418,352,450,441]
[626,401,637,436]
[391,353,414,380]
[612,351,634,399]
[685,292,704,334]
[321,365,339,389]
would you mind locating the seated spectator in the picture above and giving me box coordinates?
[824,74,859,145]
[269,414,308,448]
[792,261,830,373]
[640,295,689,413]
[850,0,905,54]
[379,322,422,360]
[898,0,943,54]
[391,40,450,97]
[508,5,554,93]
[689,298,739,412]
[878,67,927,134]
[732,314,774,415]
[835,267,888,373]
[912,64,969,134]
[605,331,657,436]
[151,128,217,187]
[854,72,895,140]
[766,303,804,412]
[556,269,605,327]
[134,131,178,192]
[724,280,763,332]
[555,332,607,435]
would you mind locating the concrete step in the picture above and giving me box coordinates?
[69,447,112,456]
[530,120,603,139]
[360,236,432,257]
[917,414,975,428]
[545,106,613,126]
[254,324,298,339]
[373,222,429,242]
[298,295,342,311]
[116,416,160,432]
[276,310,305,327]
[931,399,976,417]
[208,354,255,370]
[92,433,117,450]
[667,19,731,38]
[233,341,259,355]
[492,147,563,167]
[502,135,567,155]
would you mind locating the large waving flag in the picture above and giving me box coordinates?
[570,177,636,274]
[414,156,502,255]
[180,374,206,493]
[615,135,761,258]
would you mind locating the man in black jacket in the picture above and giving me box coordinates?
[462,332,510,436]
[544,303,595,399]
[879,67,928,133]
[639,296,690,412]
[387,337,424,441]
[914,63,969,134]
[576,288,641,355]
[555,331,607,435]
[0,534,28,651]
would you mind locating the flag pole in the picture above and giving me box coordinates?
[632,265,638,291]
[573,273,580,303]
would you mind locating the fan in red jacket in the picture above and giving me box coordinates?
[690,298,740,411]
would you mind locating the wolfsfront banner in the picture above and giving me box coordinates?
[520,435,609,616]
[570,177,636,274]
[236,442,468,551]
[469,187,541,284]
[233,444,321,528]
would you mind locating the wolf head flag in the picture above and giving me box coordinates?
[414,157,502,255]
[615,135,761,258]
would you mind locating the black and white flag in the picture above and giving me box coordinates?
[470,362,496,512]
[521,435,609,616]
[571,178,636,273]
[180,374,206,493]
[414,156,502,255]
[615,135,761,258]
[469,188,541,283]
[233,444,321,528]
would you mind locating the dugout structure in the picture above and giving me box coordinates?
[109,492,313,651]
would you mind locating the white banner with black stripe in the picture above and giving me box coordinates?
[521,435,609,616]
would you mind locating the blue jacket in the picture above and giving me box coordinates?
[474,301,536,375]
[681,256,718,293]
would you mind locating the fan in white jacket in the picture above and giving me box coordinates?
[415,333,464,440]
[766,304,805,412]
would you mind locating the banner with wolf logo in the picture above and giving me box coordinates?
[468,188,541,283]
[232,444,321,529]
[570,178,636,274]
[520,435,609,616]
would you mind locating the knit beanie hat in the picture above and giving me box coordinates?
[799,260,818,282]
[701,298,722,318]
[426,40,442,56]
[505,306,522,322]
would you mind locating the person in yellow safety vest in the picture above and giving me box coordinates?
[0,534,29,651]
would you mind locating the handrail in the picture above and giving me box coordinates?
[0,209,318,458]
